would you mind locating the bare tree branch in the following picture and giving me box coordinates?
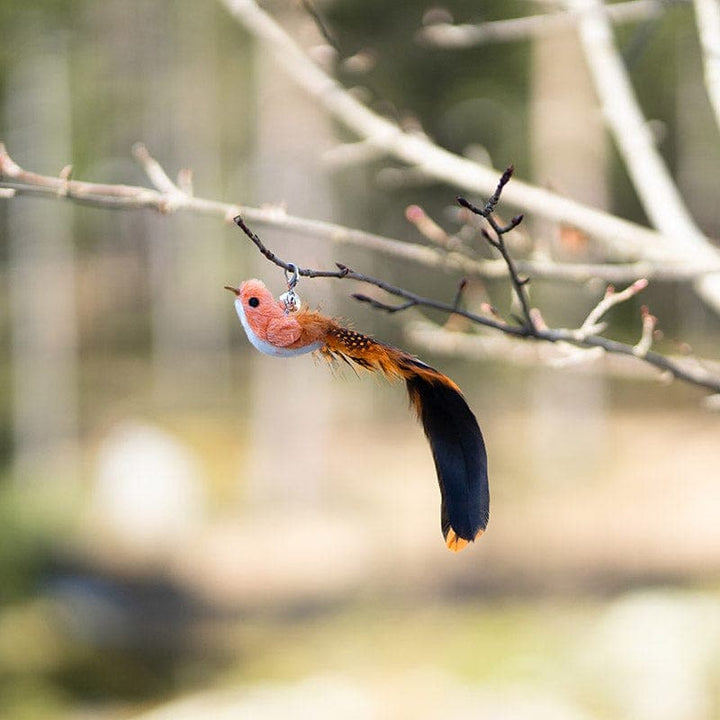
[0,142,490,273]
[566,0,720,313]
[417,0,674,48]
[406,316,720,387]
[568,0,702,245]
[693,0,720,133]
[4,143,717,284]
[219,0,689,264]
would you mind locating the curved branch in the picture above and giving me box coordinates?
[569,0,703,245]
[694,0,720,133]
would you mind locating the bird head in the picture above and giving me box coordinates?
[225,278,283,324]
[225,278,289,347]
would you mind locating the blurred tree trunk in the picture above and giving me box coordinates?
[6,28,79,484]
[246,9,334,508]
[143,2,230,400]
[86,1,231,403]
[530,27,609,485]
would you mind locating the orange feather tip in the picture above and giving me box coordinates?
[445,528,484,553]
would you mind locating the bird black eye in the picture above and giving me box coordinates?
[248,296,260,308]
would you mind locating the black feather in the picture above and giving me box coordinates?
[323,326,489,547]
[406,373,489,543]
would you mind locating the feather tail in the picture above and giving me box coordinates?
[323,324,489,551]
[405,366,489,550]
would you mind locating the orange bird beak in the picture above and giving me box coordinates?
[224,285,240,295]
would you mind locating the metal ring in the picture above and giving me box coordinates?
[285,263,300,289]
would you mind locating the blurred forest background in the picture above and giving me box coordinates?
[1,0,720,718]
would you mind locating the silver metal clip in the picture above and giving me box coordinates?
[280,263,301,314]
[284,263,299,290]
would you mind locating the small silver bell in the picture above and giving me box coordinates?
[280,289,301,314]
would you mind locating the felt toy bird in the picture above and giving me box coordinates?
[225,277,489,551]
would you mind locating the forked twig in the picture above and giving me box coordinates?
[456,167,535,332]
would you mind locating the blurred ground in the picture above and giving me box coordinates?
[1,379,719,720]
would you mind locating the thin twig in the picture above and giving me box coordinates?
[301,0,341,54]
[352,294,418,313]
[633,305,657,357]
[132,142,179,195]
[575,278,648,339]
[452,278,468,310]
[232,214,516,334]
[456,168,536,332]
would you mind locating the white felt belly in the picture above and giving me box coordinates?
[234,298,322,357]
